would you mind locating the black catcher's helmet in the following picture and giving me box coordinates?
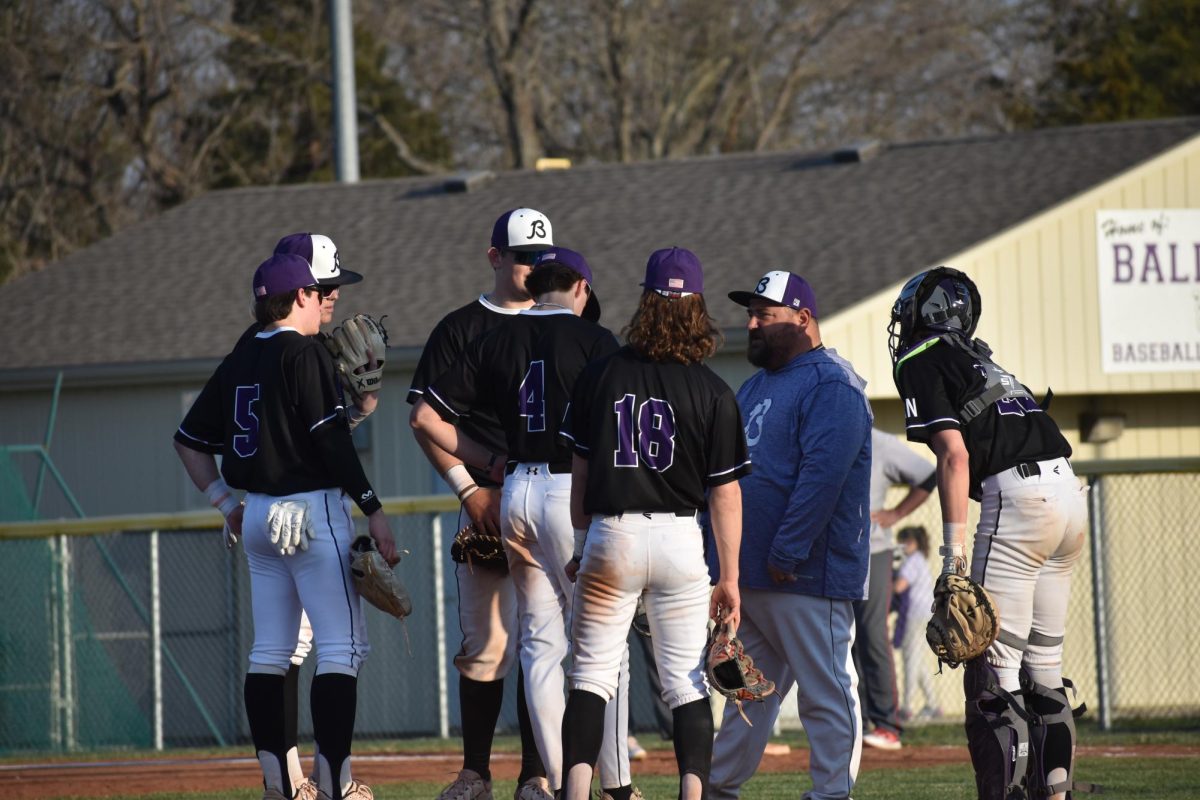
[887,267,981,362]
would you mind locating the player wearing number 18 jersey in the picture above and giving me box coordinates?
[559,247,750,800]
[413,248,635,798]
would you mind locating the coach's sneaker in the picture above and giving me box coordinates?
[862,728,902,750]
[437,769,493,800]
[514,776,553,800]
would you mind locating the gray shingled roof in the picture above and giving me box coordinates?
[3,117,1198,372]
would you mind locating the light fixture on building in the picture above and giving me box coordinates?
[1080,412,1125,445]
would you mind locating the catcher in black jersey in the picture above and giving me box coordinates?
[174,253,397,800]
[407,208,554,800]
[413,247,636,798]
[558,247,751,800]
[889,267,1090,800]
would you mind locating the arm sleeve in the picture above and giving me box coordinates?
[767,380,872,573]
[407,318,460,405]
[894,353,959,444]
[424,336,489,423]
[295,344,383,516]
[704,387,752,486]
[174,369,225,454]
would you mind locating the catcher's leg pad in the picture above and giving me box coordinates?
[964,658,1030,800]
[1021,672,1103,798]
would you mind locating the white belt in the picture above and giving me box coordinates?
[981,457,1074,494]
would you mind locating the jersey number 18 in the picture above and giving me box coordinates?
[613,394,676,471]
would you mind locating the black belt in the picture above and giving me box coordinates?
[1014,462,1041,479]
[505,462,572,476]
[617,510,698,518]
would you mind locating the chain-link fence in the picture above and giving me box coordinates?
[2,460,1198,753]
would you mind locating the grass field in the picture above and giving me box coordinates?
[12,720,1200,800]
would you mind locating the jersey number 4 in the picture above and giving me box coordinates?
[613,394,676,471]
[233,384,260,457]
[519,360,547,432]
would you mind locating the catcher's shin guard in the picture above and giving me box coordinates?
[964,658,1029,800]
[1021,672,1103,798]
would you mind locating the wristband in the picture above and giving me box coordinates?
[204,477,240,518]
[444,464,478,500]
[573,527,588,560]
[941,522,967,550]
[347,405,373,431]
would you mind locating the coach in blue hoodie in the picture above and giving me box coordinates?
[707,270,872,800]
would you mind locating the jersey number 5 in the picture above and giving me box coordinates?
[233,384,260,457]
[613,394,676,471]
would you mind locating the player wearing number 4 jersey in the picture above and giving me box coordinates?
[174,253,398,800]
[559,247,750,800]
[413,247,637,799]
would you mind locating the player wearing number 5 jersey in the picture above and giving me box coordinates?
[413,248,636,799]
[559,247,751,800]
[174,253,398,800]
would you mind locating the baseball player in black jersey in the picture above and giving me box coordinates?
[413,247,637,800]
[174,253,398,800]
[217,233,379,800]
[889,267,1088,800]
[407,208,554,800]
[559,247,751,800]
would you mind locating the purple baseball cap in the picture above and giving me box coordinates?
[728,270,818,316]
[642,247,703,297]
[273,233,362,286]
[253,253,320,299]
[491,208,554,251]
[533,246,601,322]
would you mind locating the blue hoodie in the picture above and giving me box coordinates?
[707,347,873,599]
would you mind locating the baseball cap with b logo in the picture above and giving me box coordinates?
[274,233,363,286]
[492,208,554,252]
[728,270,819,317]
[642,247,704,298]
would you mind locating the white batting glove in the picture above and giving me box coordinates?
[267,499,315,556]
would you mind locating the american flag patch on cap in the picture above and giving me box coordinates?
[255,286,267,297]
[669,278,684,288]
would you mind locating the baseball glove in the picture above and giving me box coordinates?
[706,622,775,725]
[349,535,412,619]
[324,314,389,401]
[450,523,508,574]
[926,572,1000,669]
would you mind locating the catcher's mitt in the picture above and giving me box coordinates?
[450,523,508,574]
[324,314,389,401]
[926,572,1000,669]
[349,535,412,619]
[706,622,775,725]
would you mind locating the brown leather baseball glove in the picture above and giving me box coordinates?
[706,622,775,725]
[450,523,508,574]
[926,572,1000,669]
[349,535,412,619]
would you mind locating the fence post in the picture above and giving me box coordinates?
[59,534,76,750]
[433,513,448,739]
[1088,476,1112,731]
[151,530,163,750]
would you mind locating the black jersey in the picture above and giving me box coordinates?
[425,309,619,469]
[408,296,524,485]
[562,346,752,515]
[174,328,381,514]
[893,335,1071,499]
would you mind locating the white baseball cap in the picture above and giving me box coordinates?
[273,233,363,286]
[491,208,553,252]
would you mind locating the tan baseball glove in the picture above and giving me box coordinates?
[706,622,775,725]
[324,314,388,401]
[349,535,412,619]
[926,572,1000,668]
[450,523,508,574]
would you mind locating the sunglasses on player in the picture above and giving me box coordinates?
[505,249,544,266]
[306,285,338,299]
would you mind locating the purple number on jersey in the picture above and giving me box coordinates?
[612,393,677,471]
[233,384,260,457]
[519,359,547,432]
[996,396,1041,417]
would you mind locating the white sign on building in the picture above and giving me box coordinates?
[1096,209,1200,373]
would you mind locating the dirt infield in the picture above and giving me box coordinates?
[2,743,1195,799]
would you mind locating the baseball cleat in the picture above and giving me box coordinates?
[436,769,494,800]
[317,780,374,800]
[294,779,319,800]
[513,776,553,800]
